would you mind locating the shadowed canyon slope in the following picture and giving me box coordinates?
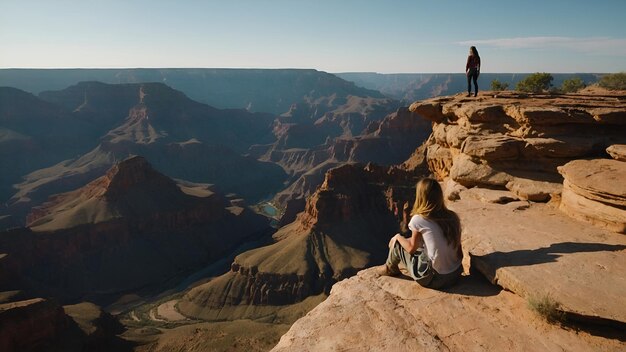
[3,82,287,224]
[0,156,271,303]
[1,72,406,228]
[0,292,132,352]
[265,105,432,224]
[0,87,100,202]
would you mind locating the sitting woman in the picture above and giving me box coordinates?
[383,178,463,289]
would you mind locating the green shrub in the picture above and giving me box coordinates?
[516,73,554,93]
[598,72,626,90]
[560,77,585,93]
[527,294,566,324]
[490,79,509,92]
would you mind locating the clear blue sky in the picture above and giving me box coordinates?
[1,0,625,73]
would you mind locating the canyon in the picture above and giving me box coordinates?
[0,69,624,351]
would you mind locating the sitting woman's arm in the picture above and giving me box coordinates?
[391,229,423,255]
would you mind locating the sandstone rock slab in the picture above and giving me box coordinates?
[506,178,562,202]
[558,159,626,207]
[461,134,524,161]
[442,178,467,201]
[426,144,454,179]
[558,159,626,233]
[462,187,519,204]
[560,184,626,233]
[522,137,599,159]
[607,144,626,161]
[450,154,513,187]
[445,124,470,148]
[409,100,446,122]
[272,267,624,352]
[450,198,626,325]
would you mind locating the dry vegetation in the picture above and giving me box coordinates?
[527,293,567,324]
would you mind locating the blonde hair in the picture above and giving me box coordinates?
[411,178,461,247]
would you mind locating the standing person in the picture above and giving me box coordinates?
[381,178,463,289]
[466,46,481,97]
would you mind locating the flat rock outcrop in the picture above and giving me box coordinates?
[409,91,626,201]
[450,196,626,326]
[558,158,626,233]
[272,268,624,352]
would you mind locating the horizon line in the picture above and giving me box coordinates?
[0,67,613,75]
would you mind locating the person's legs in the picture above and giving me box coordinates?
[472,72,479,96]
[466,73,472,95]
[385,241,411,275]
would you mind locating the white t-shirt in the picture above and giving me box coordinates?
[408,214,461,275]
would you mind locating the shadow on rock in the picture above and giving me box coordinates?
[473,241,626,268]
[441,273,502,297]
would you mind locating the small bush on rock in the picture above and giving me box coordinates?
[598,72,626,90]
[516,73,554,93]
[491,79,509,92]
[528,293,566,324]
[560,77,585,93]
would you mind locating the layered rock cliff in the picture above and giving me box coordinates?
[409,89,626,201]
[558,147,626,233]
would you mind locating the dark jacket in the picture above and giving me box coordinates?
[466,55,481,72]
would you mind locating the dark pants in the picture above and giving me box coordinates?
[467,69,479,95]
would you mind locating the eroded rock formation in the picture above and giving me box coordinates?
[409,90,626,201]
[558,156,626,233]
[268,107,431,221]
